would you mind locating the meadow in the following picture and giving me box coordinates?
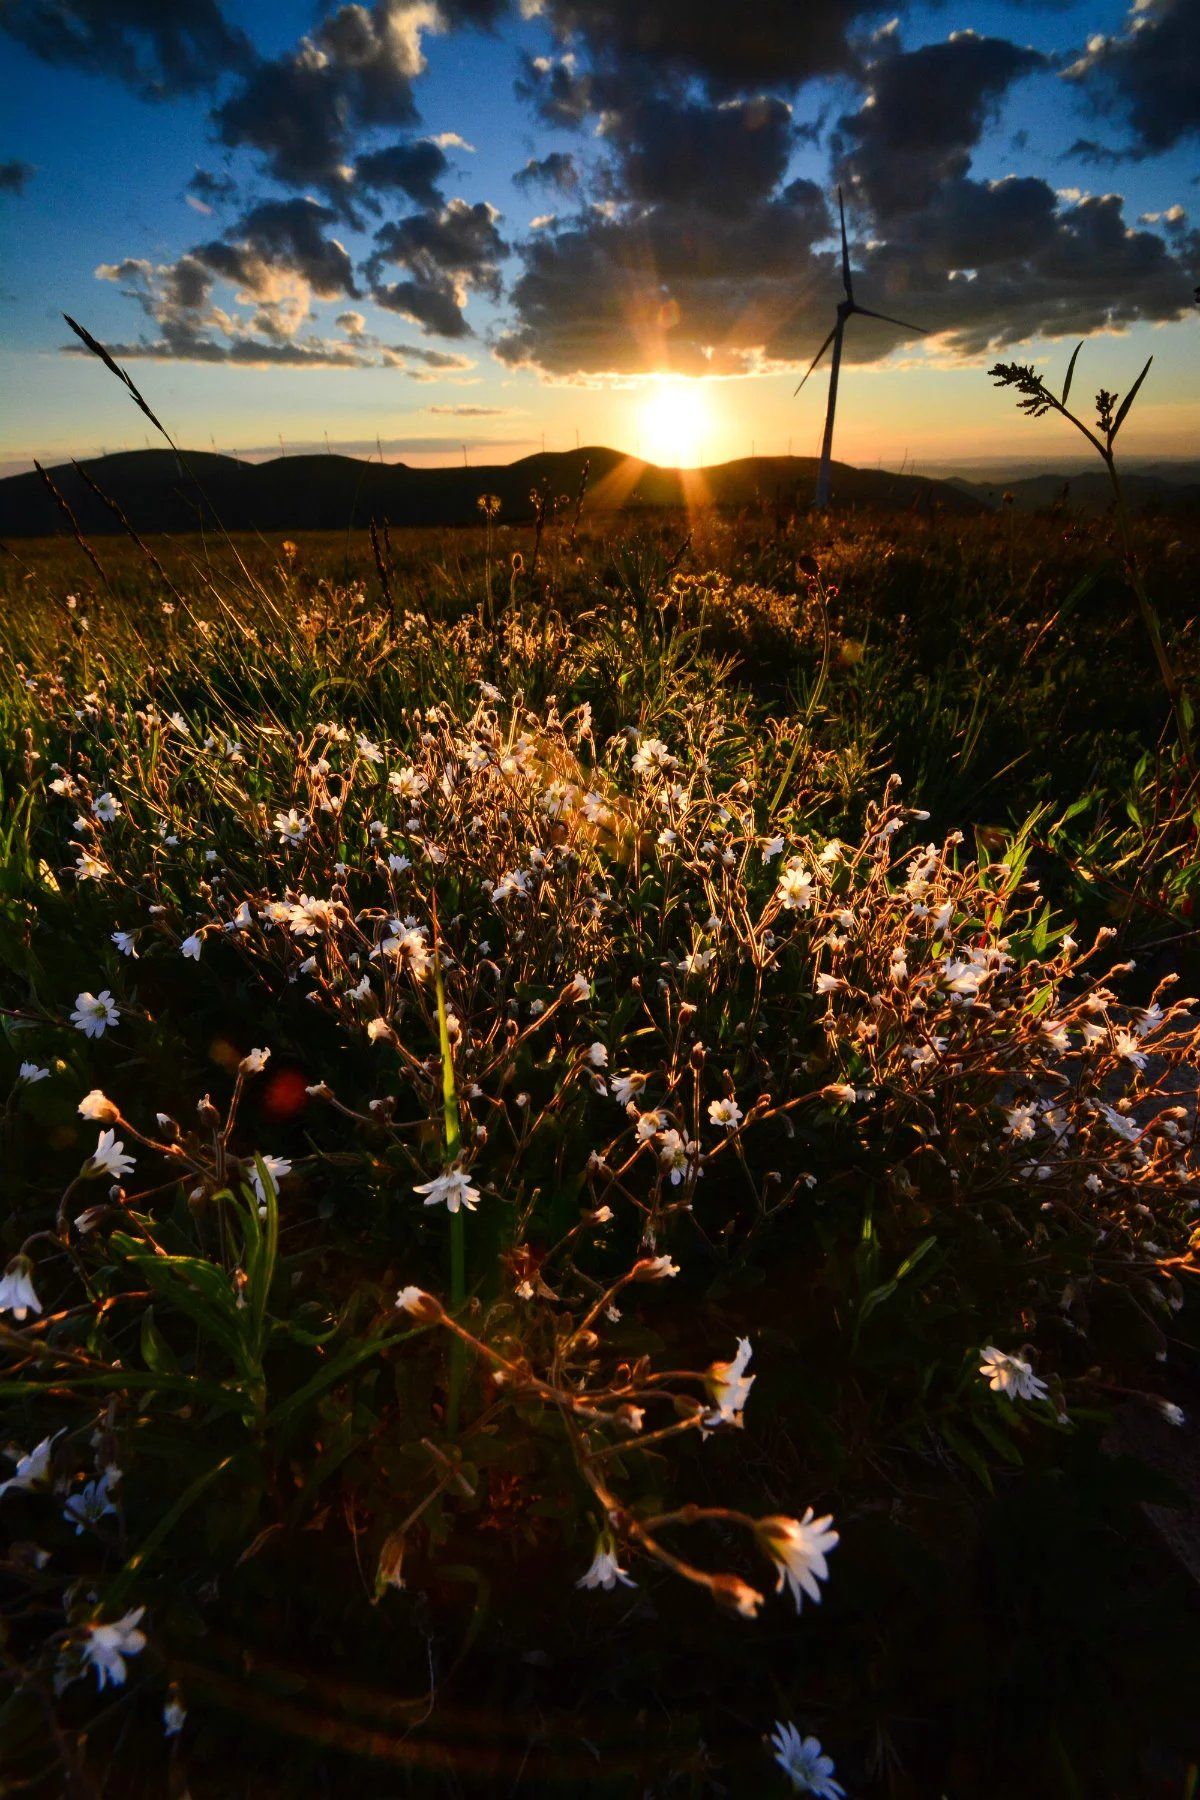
[1,482,1199,1797]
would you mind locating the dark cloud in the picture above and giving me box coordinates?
[214,0,436,194]
[1,0,251,98]
[188,167,237,206]
[1068,0,1200,158]
[835,31,1048,218]
[354,139,450,208]
[0,159,34,194]
[494,182,832,377]
[68,334,371,367]
[514,151,580,194]
[367,198,508,337]
[527,0,872,97]
[613,94,795,209]
[388,341,477,368]
[196,199,359,304]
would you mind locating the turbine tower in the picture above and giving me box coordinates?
[796,188,929,509]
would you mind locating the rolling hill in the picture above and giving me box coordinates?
[0,446,983,538]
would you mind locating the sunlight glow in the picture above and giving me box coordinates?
[636,379,712,469]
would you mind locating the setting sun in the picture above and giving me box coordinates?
[636,379,712,468]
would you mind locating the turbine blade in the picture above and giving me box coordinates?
[793,326,838,396]
[851,305,930,336]
[838,187,853,303]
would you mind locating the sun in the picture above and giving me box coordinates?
[636,378,712,468]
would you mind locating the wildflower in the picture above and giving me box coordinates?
[180,933,203,961]
[770,1723,845,1798]
[761,836,785,862]
[569,972,591,1001]
[379,921,432,979]
[822,1082,856,1104]
[658,1128,701,1186]
[611,1071,647,1107]
[414,1169,481,1213]
[111,929,138,956]
[163,1691,187,1737]
[75,853,106,882]
[705,1337,755,1426]
[78,1089,118,1122]
[0,1433,57,1497]
[1041,1019,1070,1053]
[91,792,122,822]
[356,734,384,765]
[71,991,120,1038]
[634,1255,679,1280]
[576,1538,635,1590]
[713,1574,764,1618]
[979,1346,1048,1403]
[493,867,529,903]
[815,973,844,995]
[17,1062,49,1084]
[387,852,411,874]
[395,1286,442,1321]
[777,863,814,911]
[635,1109,664,1141]
[63,1468,120,1534]
[82,1609,147,1690]
[167,711,191,737]
[251,1156,291,1205]
[87,1129,135,1181]
[1114,1028,1148,1072]
[708,1096,743,1130]
[367,1017,393,1043]
[388,765,427,799]
[0,1255,42,1321]
[632,737,677,777]
[275,809,309,845]
[678,947,716,976]
[759,1510,839,1612]
[1005,1103,1037,1141]
[587,1042,608,1069]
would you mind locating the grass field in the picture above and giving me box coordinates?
[1,495,1199,1796]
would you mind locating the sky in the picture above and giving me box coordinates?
[0,0,1196,477]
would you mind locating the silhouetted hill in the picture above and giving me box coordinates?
[950,470,1200,516]
[0,446,983,537]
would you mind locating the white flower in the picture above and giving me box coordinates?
[366,1017,393,1043]
[81,1608,147,1689]
[761,836,785,863]
[287,895,339,937]
[611,1071,647,1107]
[387,852,411,873]
[356,734,384,764]
[75,852,106,883]
[708,1096,743,1130]
[777,863,814,911]
[1005,1103,1037,1141]
[815,973,844,995]
[658,1128,701,1186]
[569,972,590,1001]
[88,1129,135,1181]
[632,737,677,777]
[493,867,529,903]
[770,1723,845,1798]
[635,1255,679,1280]
[979,1346,1048,1403]
[414,1169,481,1213]
[167,711,191,736]
[0,1432,58,1497]
[0,1256,42,1322]
[91,792,122,822]
[395,1286,440,1320]
[63,1467,120,1534]
[240,1047,270,1074]
[111,929,138,957]
[274,808,309,845]
[587,1042,608,1069]
[388,765,427,799]
[180,933,203,961]
[759,1509,839,1611]
[17,1062,49,1084]
[163,1694,187,1737]
[71,990,120,1038]
[705,1337,754,1426]
[1114,1028,1148,1072]
[576,1540,635,1590]
[78,1089,118,1122]
[251,1156,291,1205]
[1158,1400,1185,1427]
[1041,1019,1070,1053]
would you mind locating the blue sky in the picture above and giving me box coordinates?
[0,0,1195,475]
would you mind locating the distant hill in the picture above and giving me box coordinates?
[950,469,1200,517]
[0,446,982,538]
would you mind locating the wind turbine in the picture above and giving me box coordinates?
[796,188,929,509]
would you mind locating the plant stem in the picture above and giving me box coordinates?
[431,904,466,1432]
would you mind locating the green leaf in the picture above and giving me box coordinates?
[1110,356,1152,442]
[1061,340,1083,408]
[140,1306,181,1376]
